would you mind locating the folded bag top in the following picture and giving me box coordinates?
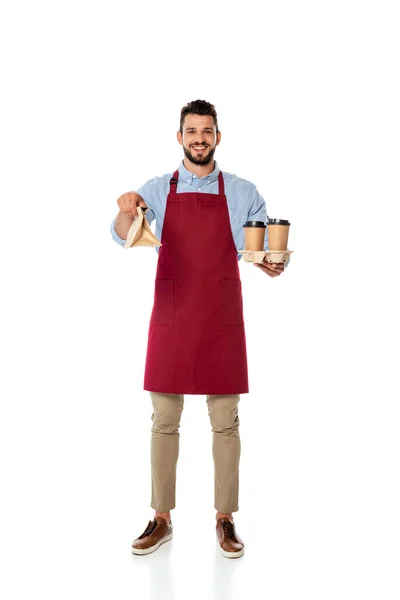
[124,206,162,249]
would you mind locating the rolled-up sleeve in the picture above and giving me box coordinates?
[110,216,127,246]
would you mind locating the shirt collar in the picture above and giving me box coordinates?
[177,160,220,186]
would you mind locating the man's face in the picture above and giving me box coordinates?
[177,114,221,166]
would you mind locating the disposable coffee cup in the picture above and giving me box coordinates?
[243,220,266,250]
[267,218,290,251]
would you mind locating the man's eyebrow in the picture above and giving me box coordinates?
[185,127,214,131]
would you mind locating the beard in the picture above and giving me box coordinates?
[183,143,216,166]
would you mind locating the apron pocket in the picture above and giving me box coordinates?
[221,279,244,326]
[152,279,175,325]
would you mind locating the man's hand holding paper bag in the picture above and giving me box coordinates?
[116,191,162,249]
[117,191,147,219]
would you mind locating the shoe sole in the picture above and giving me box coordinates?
[131,533,173,555]
[218,543,244,559]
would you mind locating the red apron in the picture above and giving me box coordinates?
[143,169,249,395]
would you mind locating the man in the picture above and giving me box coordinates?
[110,100,286,559]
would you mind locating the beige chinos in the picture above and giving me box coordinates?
[150,392,241,513]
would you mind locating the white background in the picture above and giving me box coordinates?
[1,1,399,598]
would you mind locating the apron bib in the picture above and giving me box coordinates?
[144,170,248,395]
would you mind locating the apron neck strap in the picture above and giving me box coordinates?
[169,170,179,193]
[217,171,225,195]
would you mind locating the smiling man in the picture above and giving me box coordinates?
[110,99,286,559]
[181,115,219,165]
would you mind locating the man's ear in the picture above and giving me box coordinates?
[177,131,183,145]
[216,131,222,146]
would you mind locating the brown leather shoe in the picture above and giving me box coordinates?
[216,518,245,558]
[131,518,173,555]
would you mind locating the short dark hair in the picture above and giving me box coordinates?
[180,99,219,133]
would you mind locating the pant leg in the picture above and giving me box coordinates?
[150,392,184,511]
[206,394,241,513]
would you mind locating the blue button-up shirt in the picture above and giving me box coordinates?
[110,161,270,261]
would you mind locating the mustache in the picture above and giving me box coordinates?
[190,143,209,148]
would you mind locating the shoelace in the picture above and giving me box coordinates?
[140,520,158,538]
[222,520,235,539]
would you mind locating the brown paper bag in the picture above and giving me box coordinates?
[124,206,162,249]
